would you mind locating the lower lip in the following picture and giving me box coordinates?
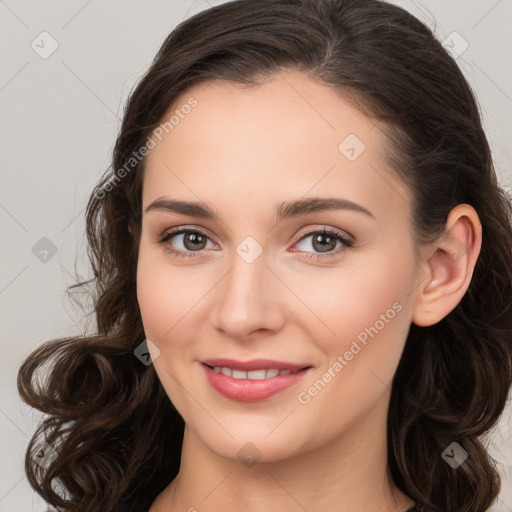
[201,363,313,402]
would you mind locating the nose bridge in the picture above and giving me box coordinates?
[213,239,282,337]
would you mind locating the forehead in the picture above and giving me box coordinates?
[142,69,412,226]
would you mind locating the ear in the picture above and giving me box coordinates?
[411,204,482,327]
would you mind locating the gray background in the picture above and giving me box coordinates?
[1,1,511,510]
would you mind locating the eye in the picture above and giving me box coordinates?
[155,226,355,260]
[292,227,354,260]
[156,228,216,259]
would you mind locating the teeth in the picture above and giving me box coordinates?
[247,369,267,379]
[210,366,301,379]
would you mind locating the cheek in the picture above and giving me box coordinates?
[293,265,408,345]
[136,253,198,411]
[136,249,215,347]
[137,265,167,340]
[136,250,183,342]
[293,274,411,437]
[297,249,414,379]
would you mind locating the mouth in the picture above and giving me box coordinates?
[200,358,313,401]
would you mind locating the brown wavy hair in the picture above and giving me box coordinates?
[17,0,512,510]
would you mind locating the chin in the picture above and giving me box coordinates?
[194,423,309,465]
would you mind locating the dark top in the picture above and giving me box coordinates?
[407,506,423,511]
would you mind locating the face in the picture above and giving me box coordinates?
[136,69,423,463]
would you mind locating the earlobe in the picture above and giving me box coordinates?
[411,204,482,327]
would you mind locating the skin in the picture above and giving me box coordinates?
[136,69,482,512]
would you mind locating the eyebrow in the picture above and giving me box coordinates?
[144,196,375,222]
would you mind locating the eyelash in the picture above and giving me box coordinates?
[155,226,355,261]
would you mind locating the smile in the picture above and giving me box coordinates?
[200,361,313,401]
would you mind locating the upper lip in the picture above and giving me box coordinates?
[201,358,312,371]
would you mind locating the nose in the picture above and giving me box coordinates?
[212,248,285,341]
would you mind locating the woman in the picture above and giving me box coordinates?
[17,0,512,511]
